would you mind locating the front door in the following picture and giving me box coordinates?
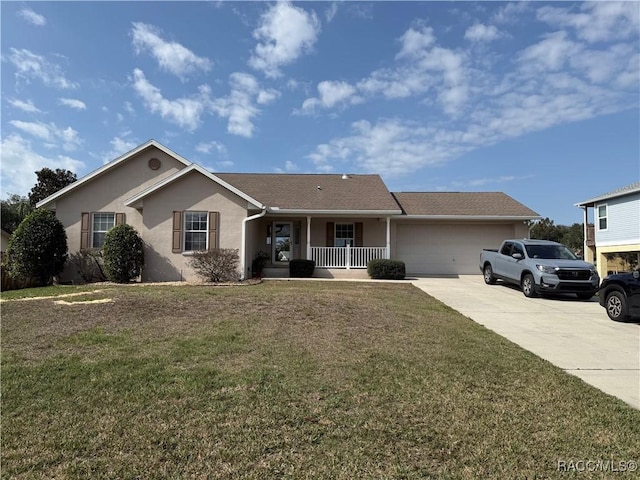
[273,222,292,263]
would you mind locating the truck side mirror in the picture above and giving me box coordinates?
[512,253,523,260]
[634,269,640,280]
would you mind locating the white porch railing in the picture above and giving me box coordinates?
[310,246,388,269]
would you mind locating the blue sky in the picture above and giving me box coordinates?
[1,1,638,225]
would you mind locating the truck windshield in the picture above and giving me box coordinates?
[525,245,578,260]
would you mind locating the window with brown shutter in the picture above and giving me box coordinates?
[326,222,335,247]
[208,211,219,249]
[172,211,183,253]
[80,212,90,250]
[355,222,363,247]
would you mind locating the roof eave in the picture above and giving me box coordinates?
[575,186,640,207]
[267,208,403,216]
[396,215,541,220]
[36,140,192,209]
[124,164,265,210]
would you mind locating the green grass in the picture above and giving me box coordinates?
[2,281,639,479]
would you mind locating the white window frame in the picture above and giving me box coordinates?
[335,223,355,247]
[92,212,115,248]
[184,211,208,252]
[597,204,608,231]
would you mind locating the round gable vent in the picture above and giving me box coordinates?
[148,157,161,170]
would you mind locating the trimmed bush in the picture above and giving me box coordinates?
[289,259,315,278]
[7,209,68,286]
[102,224,144,283]
[188,248,239,282]
[367,259,406,280]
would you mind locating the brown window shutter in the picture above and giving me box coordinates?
[326,222,334,247]
[115,213,126,226]
[80,212,90,250]
[355,222,363,247]
[172,211,183,253]
[208,211,219,249]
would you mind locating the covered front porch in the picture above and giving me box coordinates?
[245,214,392,277]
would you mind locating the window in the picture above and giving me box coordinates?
[597,204,607,230]
[184,211,208,251]
[92,213,115,247]
[335,223,354,247]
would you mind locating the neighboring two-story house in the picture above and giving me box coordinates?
[576,182,640,279]
[37,140,540,282]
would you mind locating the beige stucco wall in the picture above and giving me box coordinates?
[139,171,250,282]
[55,149,187,254]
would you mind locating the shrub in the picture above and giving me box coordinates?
[289,259,315,278]
[68,248,106,283]
[102,224,144,283]
[367,259,406,280]
[251,251,270,278]
[7,209,68,286]
[188,248,239,282]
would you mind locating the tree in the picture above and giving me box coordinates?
[28,168,77,206]
[102,224,144,283]
[7,209,68,286]
[530,218,562,243]
[1,194,33,234]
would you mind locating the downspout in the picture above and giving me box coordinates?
[240,207,267,280]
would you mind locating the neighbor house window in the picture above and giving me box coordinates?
[92,213,115,248]
[184,211,208,251]
[597,204,607,230]
[335,223,354,247]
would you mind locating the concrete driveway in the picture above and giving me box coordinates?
[411,275,640,409]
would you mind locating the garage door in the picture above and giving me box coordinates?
[396,223,515,275]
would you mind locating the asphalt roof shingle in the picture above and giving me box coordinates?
[216,173,402,212]
[391,192,540,217]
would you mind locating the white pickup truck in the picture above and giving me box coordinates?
[479,239,600,299]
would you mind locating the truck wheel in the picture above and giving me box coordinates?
[605,291,628,321]
[521,273,538,298]
[483,264,496,285]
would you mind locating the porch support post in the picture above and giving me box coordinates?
[386,216,391,259]
[306,216,312,261]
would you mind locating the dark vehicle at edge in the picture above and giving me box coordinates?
[598,268,640,321]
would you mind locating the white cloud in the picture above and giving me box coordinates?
[211,72,280,137]
[325,2,339,23]
[396,25,435,59]
[7,48,78,89]
[519,31,582,73]
[464,23,503,42]
[491,2,531,24]
[18,8,46,26]
[9,120,82,152]
[8,99,41,113]
[308,118,464,175]
[249,2,321,78]
[0,134,84,197]
[537,1,640,43]
[101,136,138,164]
[131,22,212,79]
[195,141,227,155]
[301,25,469,116]
[59,98,87,110]
[301,80,361,113]
[132,68,209,131]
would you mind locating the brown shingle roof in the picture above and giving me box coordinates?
[216,173,402,212]
[392,192,540,217]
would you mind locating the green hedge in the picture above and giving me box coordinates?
[289,259,315,278]
[367,259,406,280]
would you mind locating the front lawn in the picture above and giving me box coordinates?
[2,281,638,479]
